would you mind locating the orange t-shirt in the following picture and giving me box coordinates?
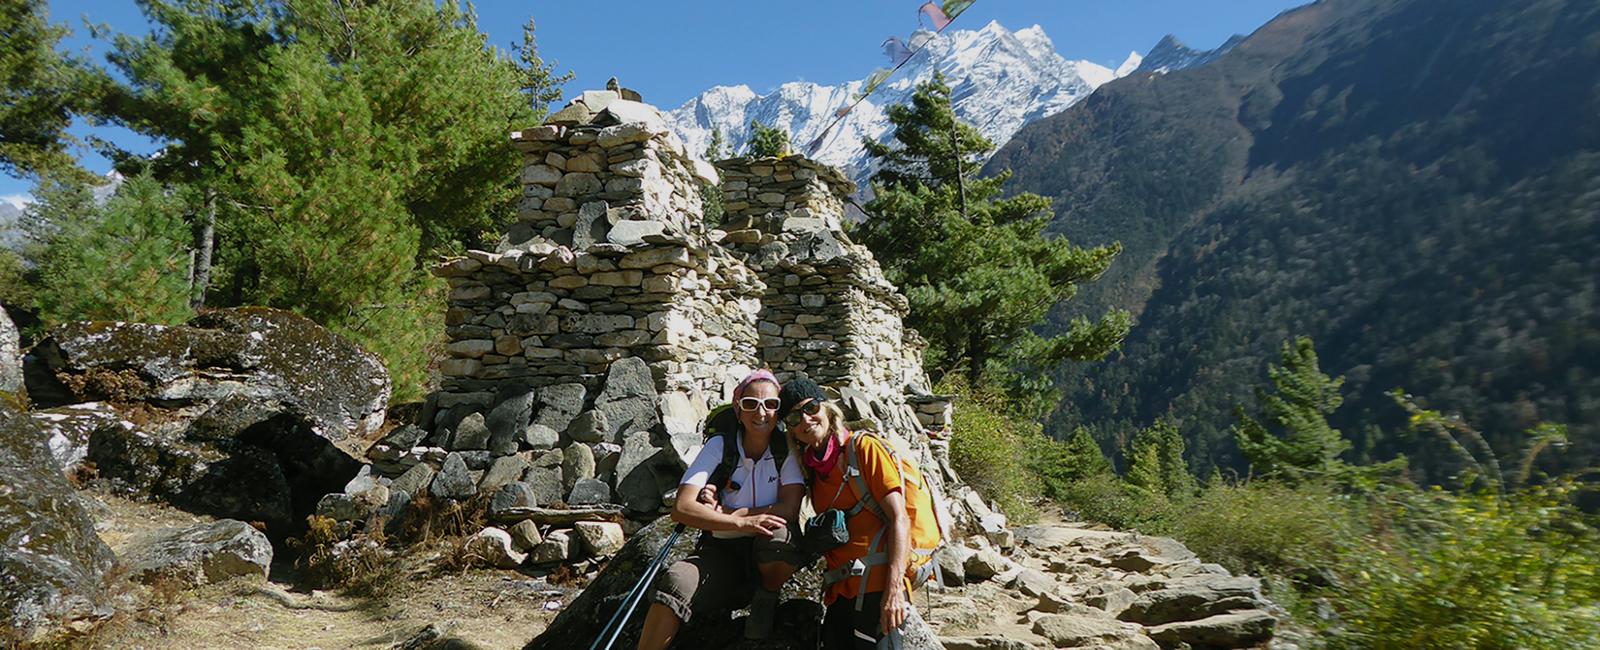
[809,433,911,605]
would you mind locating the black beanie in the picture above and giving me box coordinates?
[777,377,827,419]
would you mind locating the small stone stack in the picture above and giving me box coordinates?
[716,155,854,227]
[713,157,932,407]
[434,91,763,404]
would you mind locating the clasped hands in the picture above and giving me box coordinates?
[697,485,786,537]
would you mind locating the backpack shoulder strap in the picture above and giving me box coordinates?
[706,430,740,490]
[842,432,883,519]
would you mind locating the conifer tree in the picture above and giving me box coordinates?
[701,127,727,222]
[0,0,100,181]
[748,119,790,157]
[26,173,194,325]
[1125,420,1195,498]
[856,74,1130,395]
[1232,336,1355,483]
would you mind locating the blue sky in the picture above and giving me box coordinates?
[2,0,1308,203]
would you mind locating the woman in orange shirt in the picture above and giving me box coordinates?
[779,377,911,650]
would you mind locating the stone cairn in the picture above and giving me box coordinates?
[343,89,966,570]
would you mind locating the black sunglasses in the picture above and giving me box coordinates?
[782,400,824,427]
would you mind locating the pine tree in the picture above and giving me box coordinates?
[0,0,100,181]
[747,119,790,157]
[516,18,570,121]
[701,127,727,222]
[855,74,1130,395]
[27,173,194,325]
[94,0,564,397]
[1065,427,1113,479]
[1232,336,1355,483]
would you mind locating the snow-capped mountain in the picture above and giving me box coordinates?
[1134,34,1245,74]
[0,200,25,252]
[667,21,1141,186]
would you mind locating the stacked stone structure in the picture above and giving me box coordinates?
[353,90,971,570]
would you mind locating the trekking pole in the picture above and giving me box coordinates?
[590,523,686,650]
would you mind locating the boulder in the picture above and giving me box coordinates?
[572,521,625,558]
[567,478,611,505]
[464,527,526,569]
[430,453,478,501]
[562,444,596,494]
[490,482,539,519]
[1029,614,1156,650]
[27,402,130,473]
[591,357,658,442]
[121,519,273,588]
[613,431,662,514]
[523,423,560,450]
[0,306,22,399]
[485,385,536,454]
[24,308,389,440]
[0,404,115,642]
[1145,610,1277,648]
[1118,576,1266,626]
[523,465,565,506]
[24,309,381,538]
[391,463,437,498]
[379,424,428,450]
[480,455,531,493]
[532,383,586,432]
[508,520,543,552]
[523,516,944,650]
[451,412,492,450]
[964,548,1012,581]
[530,528,576,564]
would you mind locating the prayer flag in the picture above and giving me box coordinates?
[882,36,915,66]
[942,0,976,21]
[919,2,951,31]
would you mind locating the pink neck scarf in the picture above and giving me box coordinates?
[804,432,846,475]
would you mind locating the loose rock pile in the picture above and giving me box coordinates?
[929,523,1280,649]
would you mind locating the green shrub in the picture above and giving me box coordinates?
[1025,426,1112,503]
[1171,480,1359,577]
[943,378,1038,523]
[1323,483,1600,649]
[1056,472,1178,533]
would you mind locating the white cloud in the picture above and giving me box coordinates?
[0,194,32,210]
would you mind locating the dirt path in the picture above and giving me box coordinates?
[80,495,567,650]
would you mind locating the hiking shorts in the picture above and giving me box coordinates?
[650,522,801,623]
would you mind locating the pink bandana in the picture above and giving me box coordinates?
[804,431,847,475]
[733,369,779,405]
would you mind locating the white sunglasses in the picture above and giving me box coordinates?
[739,397,781,412]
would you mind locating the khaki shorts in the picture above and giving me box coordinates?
[649,522,801,622]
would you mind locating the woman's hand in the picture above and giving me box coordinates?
[697,485,720,509]
[735,512,787,537]
[879,582,908,634]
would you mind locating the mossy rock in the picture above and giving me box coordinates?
[0,401,115,643]
[26,307,390,442]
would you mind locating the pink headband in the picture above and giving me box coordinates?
[733,369,780,404]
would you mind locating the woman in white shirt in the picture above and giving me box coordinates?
[637,370,806,648]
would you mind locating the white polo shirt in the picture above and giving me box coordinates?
[680,434,804,539]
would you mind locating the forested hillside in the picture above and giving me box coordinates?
[987,0,1600,482]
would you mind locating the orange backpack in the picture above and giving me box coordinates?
[822,430,951,609]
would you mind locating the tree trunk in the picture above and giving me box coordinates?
[190,188,216,310]
[949,122,968,222]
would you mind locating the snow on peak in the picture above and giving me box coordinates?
[1115,51,1144,77]
[667,22,1140,187]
